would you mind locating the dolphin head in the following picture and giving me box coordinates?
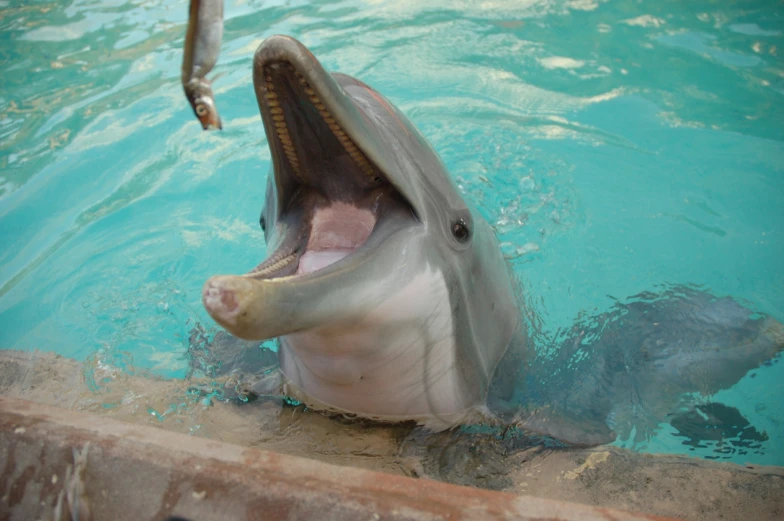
[202,35,521,424]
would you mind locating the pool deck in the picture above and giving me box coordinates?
[1,395,679,521]
[1,349,783,521]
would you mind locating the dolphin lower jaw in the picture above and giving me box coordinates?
[203,208,422,339]
[245,190,396,281]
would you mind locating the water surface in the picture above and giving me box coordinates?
[1,0,782,465]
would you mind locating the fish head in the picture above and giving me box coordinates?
[185,79,222,130]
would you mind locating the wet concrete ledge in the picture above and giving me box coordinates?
[0,395,678,521]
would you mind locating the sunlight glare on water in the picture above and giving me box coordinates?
[0,0,782,465]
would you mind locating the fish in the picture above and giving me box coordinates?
[181,0,223,130]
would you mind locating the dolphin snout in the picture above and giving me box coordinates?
[202,276,244,326]
[201,275,284,341]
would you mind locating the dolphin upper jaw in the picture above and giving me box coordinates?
[251,35,426,221]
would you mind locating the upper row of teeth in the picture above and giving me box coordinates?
[263,64,376,179]
[264,74,301,179]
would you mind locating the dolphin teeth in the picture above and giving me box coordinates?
[263,66,306,181]
[263,61,379,183]
[247,252,298,278]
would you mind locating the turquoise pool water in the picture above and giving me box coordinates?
[1,0,782,465]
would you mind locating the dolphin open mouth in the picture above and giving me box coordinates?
[248,56,415,280]
[202,36,421,340]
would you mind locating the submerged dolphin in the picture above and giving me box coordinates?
[201,36,783,445]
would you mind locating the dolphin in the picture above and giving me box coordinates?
[202,35,524,430]
[201,35,783,446]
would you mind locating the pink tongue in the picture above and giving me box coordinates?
[295,203,376,275]
[297,250,352,274]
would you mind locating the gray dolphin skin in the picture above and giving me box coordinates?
[201,35,784,445]
[202,35,523,430]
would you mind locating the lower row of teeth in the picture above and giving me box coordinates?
[247,252,296,278]
[263,65,376,179]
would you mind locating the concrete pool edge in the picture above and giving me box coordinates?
[0,395,678,521]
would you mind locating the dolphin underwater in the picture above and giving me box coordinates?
[201,35,783,446]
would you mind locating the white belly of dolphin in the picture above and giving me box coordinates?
[279,265,472,426]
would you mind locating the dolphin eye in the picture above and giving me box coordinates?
[196,104,208,116]
[259,215,267,232]
[452,219,470,243]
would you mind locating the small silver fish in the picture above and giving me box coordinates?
[182,0,224,130]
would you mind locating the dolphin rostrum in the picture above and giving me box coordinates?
[201,35,783,446]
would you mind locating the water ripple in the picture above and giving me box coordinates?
[0,0,782,466]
